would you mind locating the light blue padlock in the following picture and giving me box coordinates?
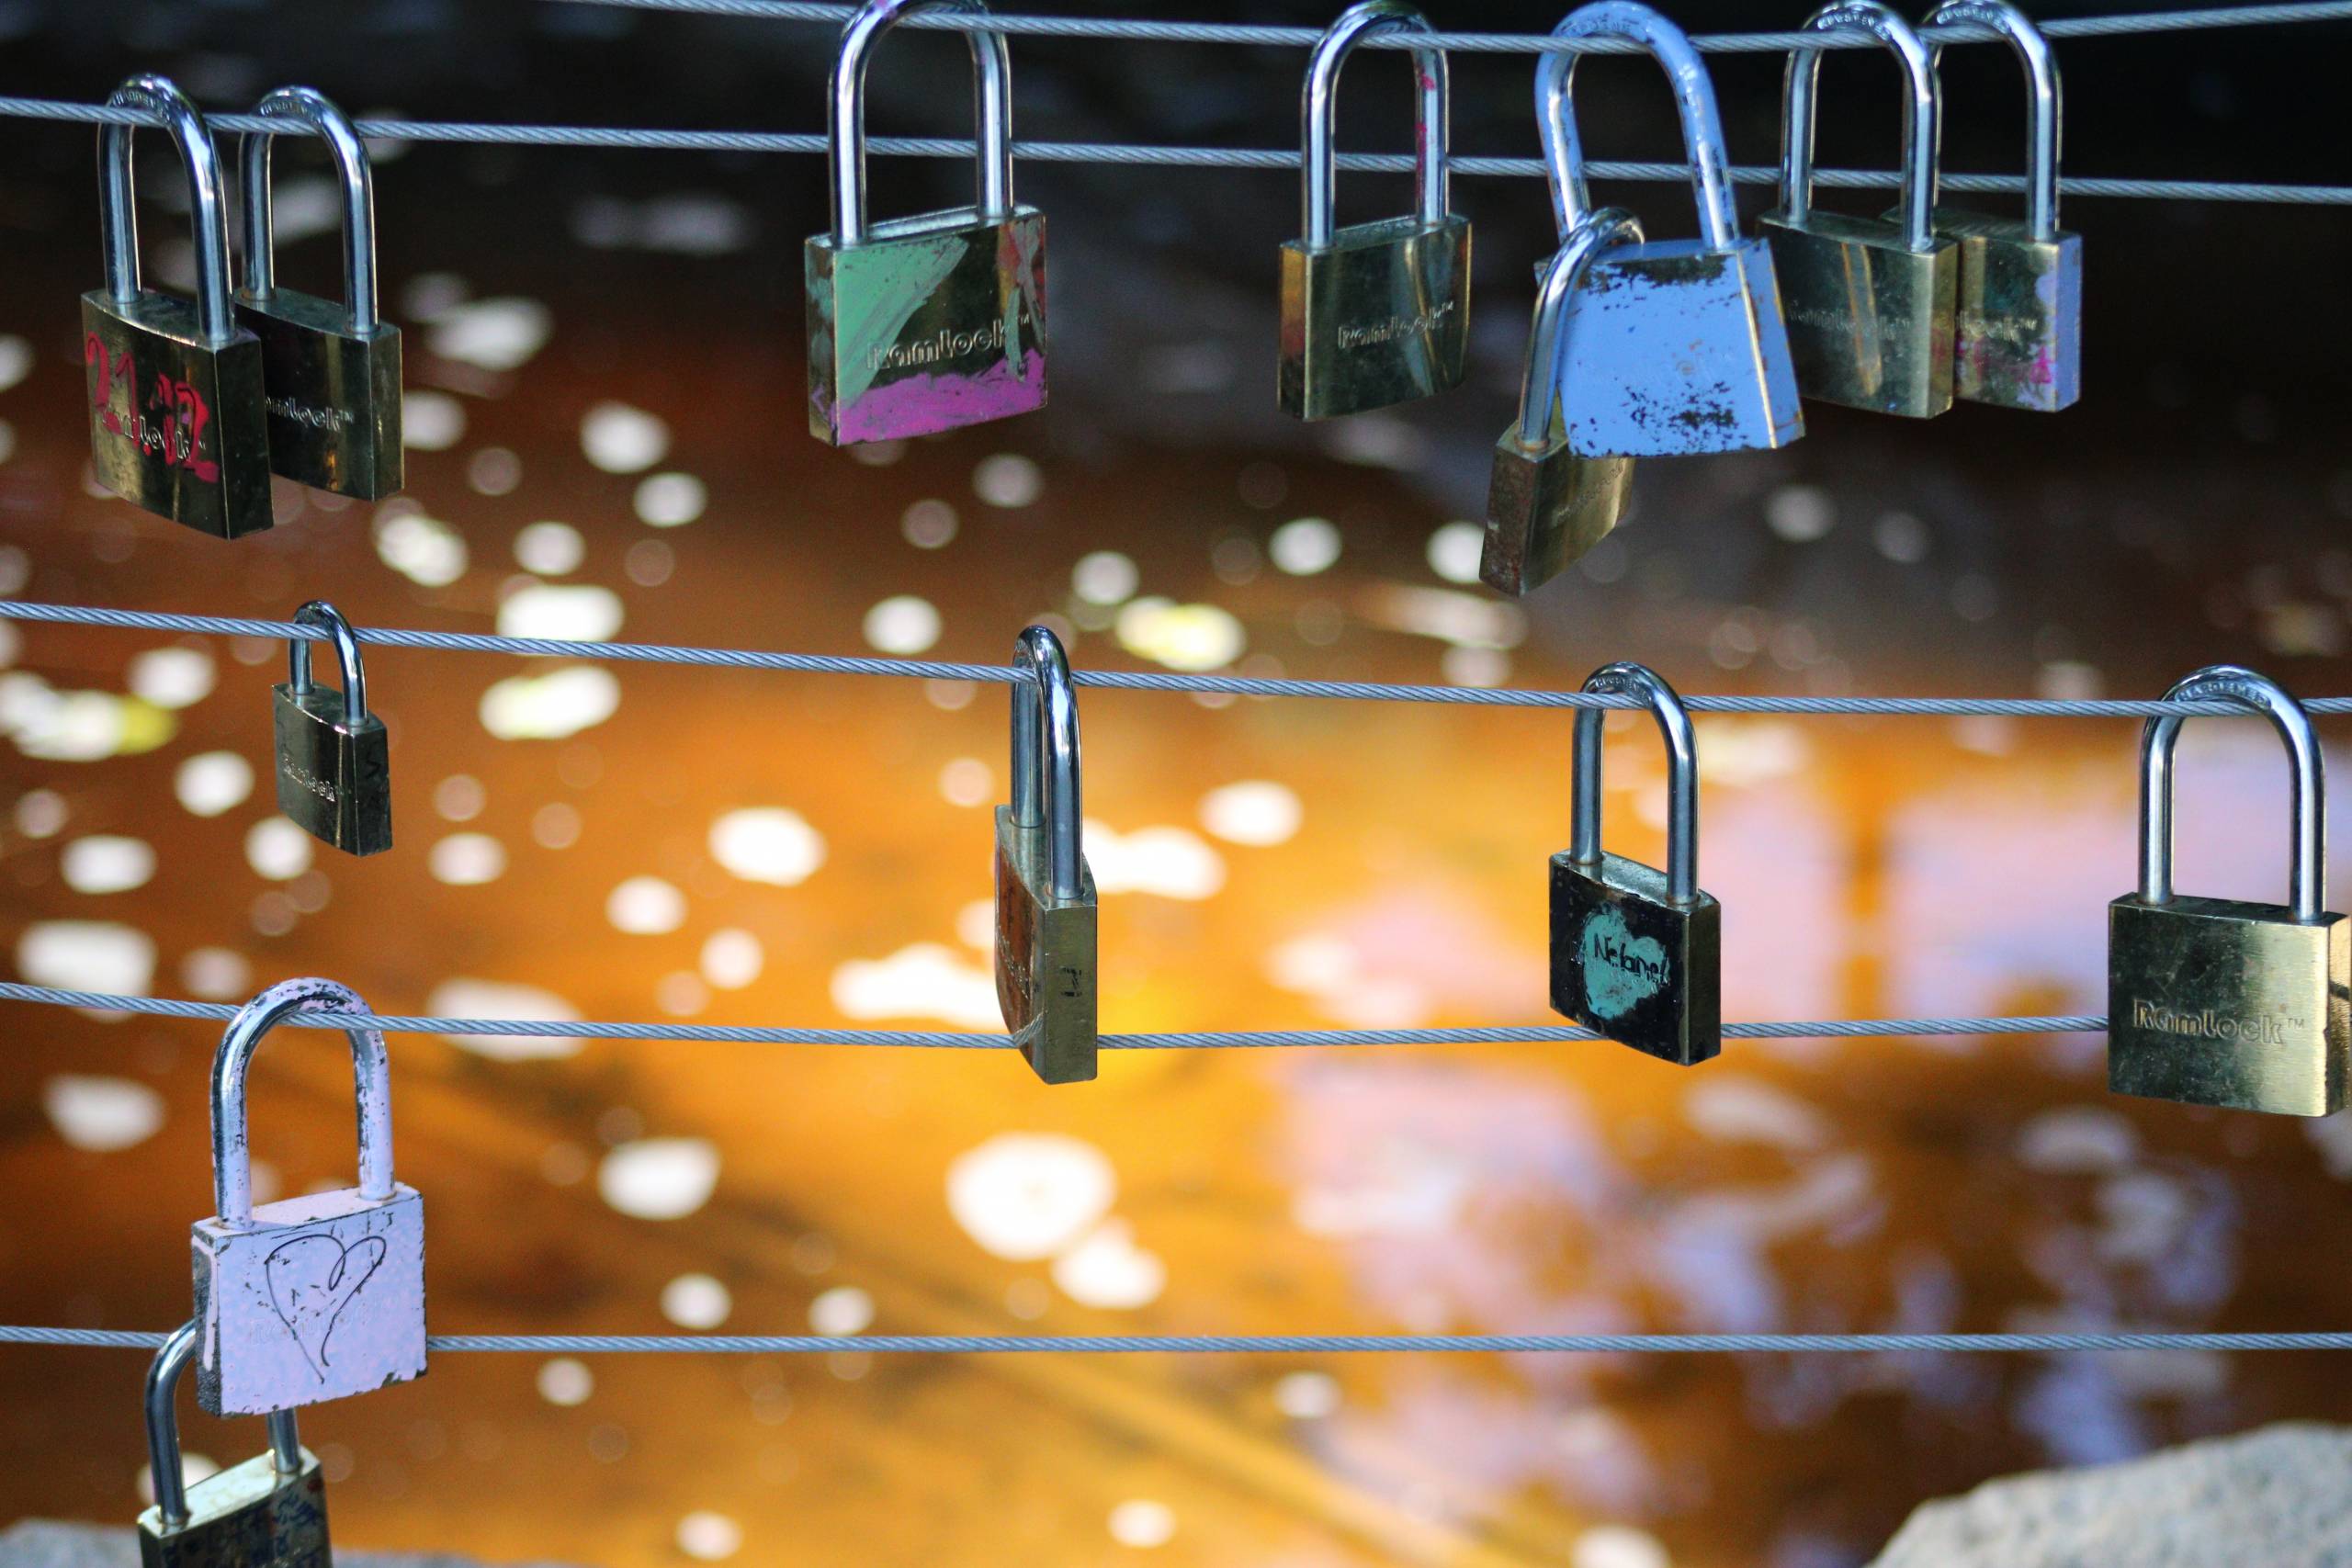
[1538,1,1804,457]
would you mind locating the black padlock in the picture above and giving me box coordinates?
[273,600,391,856]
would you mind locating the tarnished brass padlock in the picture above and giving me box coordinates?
[993,626,1098,1084]
[1551,662,1721,1066]
[273,602,390,856]
[1758,0,1957,417]
[82,75,273,540]
[1278,0,1470,420]
[2109,666,2348,1116]
[805,0,1046,445]
[140,1319,331,1566]
[234,87,403,499]
[1480,208,1642,597]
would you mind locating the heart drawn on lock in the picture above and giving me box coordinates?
[264,1231,390,1381]
[1580,908,1670,1021]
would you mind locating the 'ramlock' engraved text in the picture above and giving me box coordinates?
[267,396,355,433]
[280,760,340,806]
[1338,299,1457,351]
[868,320,1007,373]
[2132,1000,2292,1043]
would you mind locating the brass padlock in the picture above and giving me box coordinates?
[1480,208,1643,597]
[234,87,403,500]
[140,1318,332,1566]
[2109,666,2348,1116]
[1758,0,1958,418]
[1538,3,1804,457]
[993,626,1098,1084]
[82,75,273,540]
[273,602,390,856]
[1277,0,1470,421]
[805,0,1046,446]
[1551,662,1721,1066]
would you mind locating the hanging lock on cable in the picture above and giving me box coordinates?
[81,75,274,539]
[273,602,391,856]
[805,0,1046,445]
[2108,667,2348,1116]
[138,1319,332,1566]
[993,626,1099,1084]
[1536,3,1803,457]
[233,87,404,500]
[1551,663,1722,1066]
[1277,0,1470,420]
[193,979,426,1416]
[1758,0,1958,417]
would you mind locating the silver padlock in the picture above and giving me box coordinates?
[1538,2,1804,457]
[194,977,426,1416]
[272,601,391,856]
[993,626,1099,1084]
[140,1318,331,1566]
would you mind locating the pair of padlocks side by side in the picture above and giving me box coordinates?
[991,626,1100,1083]
[140,1321,331,1566]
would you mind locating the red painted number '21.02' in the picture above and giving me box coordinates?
[85,333,220,481]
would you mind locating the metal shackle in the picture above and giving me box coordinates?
[241,87,380,334]
[1009,625,1082,902]
[145,1319,301,1531]
[286,600,370,724]
[211,977,395,1229]
[99,75,239,347]
[1299,0,1451,250]
[1539,2,1739,252]
[1570,661,1701,907]
[1512,208,1644,450]
[829,0,1014,246]
[1920,0,2062,240]
[1781,0,1940,251]
[2138,665,2325,923]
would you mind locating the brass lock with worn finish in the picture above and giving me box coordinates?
[994,626,1098,1084]
[273,602,390,856]
[1758,0,1957,417]
[2109,666,2348,1116]
[1278,0,1470,420]
[1551,662,1721,1066]
[139,1318,331,1566]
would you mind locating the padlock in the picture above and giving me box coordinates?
[1538,3,1803,457]
[233,86,403,500]
[993,626,1099,1084]
[2109,666,2348,1116]
[82,75,273,540]
[1480,208,1644,596]
[1551,662,1722,1065]
[1758,0,1958,417]
[272,602,391,856]
[139,1318,331,1566]
[1896,0,2081,411]
[1277,0,1470,421]
[194,977,426,1416]
[805,0,1046,445]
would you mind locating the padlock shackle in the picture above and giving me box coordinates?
[2139,665,2325,924]
[286,600,369,723]
[1570,661,1700,907]
[1299,0,1450,250]
[1009,624,1083,902]
[1921,0,2061,240]
[240,87,380,335]
[829,0,1014,247]
[1780,0,1939,252]
[1539,2,1738,254]
[145,1319,301,1531]
[98,75,240,348]
[211,976,395,1229]
[1514,208,1643,450]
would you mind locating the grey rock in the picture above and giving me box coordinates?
[0,1519,589,1568]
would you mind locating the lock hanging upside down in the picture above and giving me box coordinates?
[993,626,1099,1084]
[139,1318,331,1567]
[273,601,391,856]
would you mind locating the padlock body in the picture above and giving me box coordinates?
[1557,237,1804,457]
[806,205,1046,445]
[192,1182,426,1416]
[1758,210,1957,418]
[82,292,274,539]
[1480,427,1633,596]
[234,286,404,499]
[1904,207,2082,412]
[2108,894,2348,1115]
[1551,850,1722,1066]
[273,682,392,856]
[1278,214,1471,420]
[138,1446,330,1568]
[993,807,1098,1084]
